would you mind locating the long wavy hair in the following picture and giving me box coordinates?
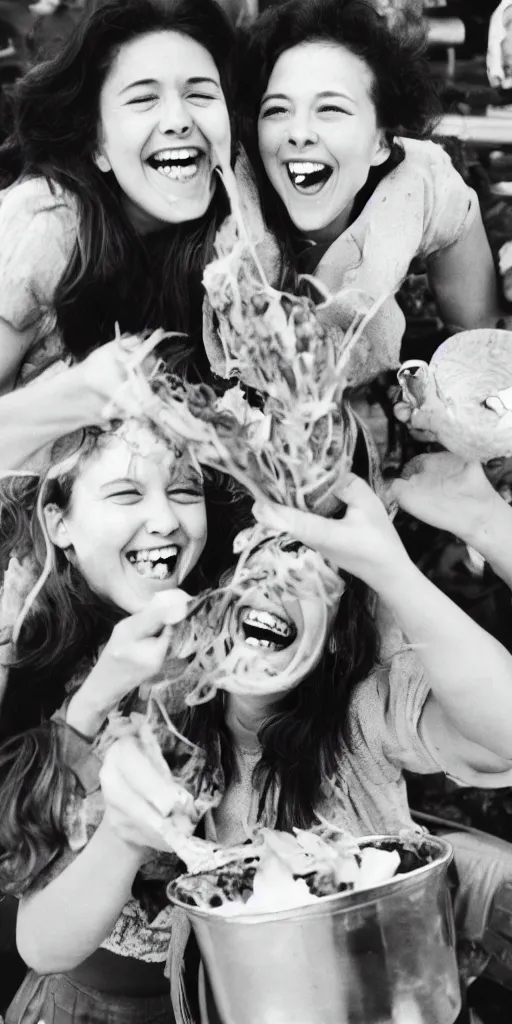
[182,573,378,833]
[0,428,249,893]
[0,0,237,378]
[237,0,441,293]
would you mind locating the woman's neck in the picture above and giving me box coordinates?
[225,692,279,752]
[299,200,354,247]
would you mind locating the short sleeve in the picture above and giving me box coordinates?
[414,140,479,259]
[351,613,512,790]
[351,635,441,781]
[0,179,78,334]
[51,707,102,796]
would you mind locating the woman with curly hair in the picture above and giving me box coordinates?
[204,0,502,387]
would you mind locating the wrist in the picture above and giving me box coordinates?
[464,492,507,559]
[66,686,112,739]
[66,363,107,427]
[98,817,149,870]
[369,552,423,603]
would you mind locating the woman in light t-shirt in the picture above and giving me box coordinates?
[208,0,502,390]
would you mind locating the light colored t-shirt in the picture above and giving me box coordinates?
[43,615,512,963]
[209,614,512,849]
[204,140,479,388]
[0,176,79,383]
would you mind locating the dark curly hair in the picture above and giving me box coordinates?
[0,0,237,378]
[240,0,439,149]
[238,0,441,292]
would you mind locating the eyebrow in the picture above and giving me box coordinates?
[261,89,356,104]
[120,75,220,95]
[99,477,137,491]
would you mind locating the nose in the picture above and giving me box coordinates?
[287,112,318,149]
[158,95,192,137]
[145,494,181,537]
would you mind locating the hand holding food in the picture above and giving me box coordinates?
[253,474,408,593]
[66,590,191,736]
[392,398,438,443]
[397,329,512,460]
[388,453,499,546]
[100,733,197,857]
[72,330,162,426]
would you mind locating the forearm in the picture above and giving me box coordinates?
[17,819,145,973]
[466,497,512,591]
[66,683,117,738]
[0,365,102,471]
[379,559,512,759]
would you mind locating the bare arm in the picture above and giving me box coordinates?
[466,490,512,591]
[16,737,193,973]
[389,454,512,591]
[0,338,156,471]
[0,319,36,396]
[427,211,502,332]
[0,363,103,470]
[254,478,512,772]
[17,819,146,973]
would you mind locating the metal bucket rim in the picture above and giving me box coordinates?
[167,832,453,925]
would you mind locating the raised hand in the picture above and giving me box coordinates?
[73,332,162,425]
[66,589,191,737]
[253,474,408,594]
[100,734,196,856]
[388,452,499,545]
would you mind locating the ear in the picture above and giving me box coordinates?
[94,150,111,174]
[43,503,72,551]
[370,130,391,169]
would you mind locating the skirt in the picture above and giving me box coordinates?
[5,971,174,1024]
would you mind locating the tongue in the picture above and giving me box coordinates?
[292,169,331,194]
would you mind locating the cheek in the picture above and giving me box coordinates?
[184,504,208,553]
[101,114,143,162]
[197,105,231,151]
[257,121,276,163]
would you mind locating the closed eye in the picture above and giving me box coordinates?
[107,490,142,504]
[318,104,349,114]
[126,94,158,106]
[260,105,288,118]
[186,92,217,103]
[168,488,204,503]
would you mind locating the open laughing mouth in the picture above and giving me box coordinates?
[146,147,204,182]
[286,161,333,195]
[126,545,179,581]
[240,608,297,652]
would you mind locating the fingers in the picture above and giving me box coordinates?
[392,402,439,442]
[253,499,332,550]
[128,590,192,639]
[103,768,170,849]
[101,736,194,818]
[253,476,376,540]
[392,401,413,425]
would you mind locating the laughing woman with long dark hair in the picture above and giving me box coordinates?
[0,0,243,470]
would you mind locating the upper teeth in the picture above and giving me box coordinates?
[128,545,178,563]
[243,608,293,638]
[288,162,326,174]
[150,148,199,163]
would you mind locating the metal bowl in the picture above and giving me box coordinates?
[168,833,461,1024]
